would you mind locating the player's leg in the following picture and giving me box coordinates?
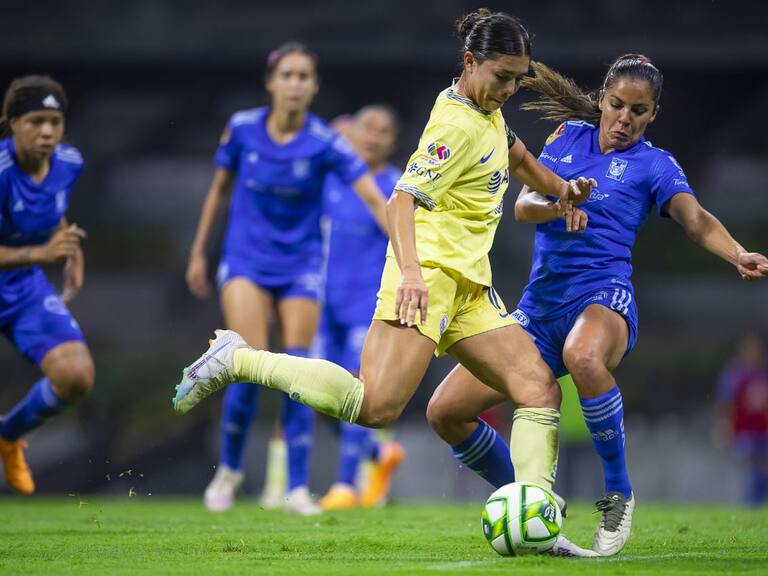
[276,295,322,515]
[448,324,561,491]
[205,277,272,511]
[0,285,91,495]
[562,303,634,555]
[426,364,512,488]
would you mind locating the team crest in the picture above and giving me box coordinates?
[427,142,451,161]
[606,158,628,181]
[545,123,566,145]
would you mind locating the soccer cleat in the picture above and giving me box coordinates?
[547,535,600,558]
[284,486,322,516]
[361,441,405,507]
[0,438,35,495]
[592,491,635,556]
[173,330,247,414]
[259,485,285,510]
[319,483,360,510]
[204,465,244,511]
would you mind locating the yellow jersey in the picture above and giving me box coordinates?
[393,86,515,286]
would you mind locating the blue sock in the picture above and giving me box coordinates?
[337,422,373,486]
[220,382,259,470]
[451,419,514,489]
[0,378,69,441]
[580,386,632,497]
[282,347,315,491]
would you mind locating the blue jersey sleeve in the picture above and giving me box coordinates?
[214,117,242,172]
[537,122,570,169]
[650,151,695,217]
[326,134,367,185]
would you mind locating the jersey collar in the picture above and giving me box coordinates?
[446,81,491,116]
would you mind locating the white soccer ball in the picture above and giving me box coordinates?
[481,481,562,556]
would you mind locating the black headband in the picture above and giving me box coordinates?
[6,87,67,119]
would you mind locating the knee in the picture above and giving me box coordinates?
[425,395,452,438]
[51,362,95,402]
[357,399,402,429]
[563,345,605,385]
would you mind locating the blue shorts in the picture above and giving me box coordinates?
[513,285,639,379]
[315,305,369,373]
[216,256,322,302]
[0,269,85,365]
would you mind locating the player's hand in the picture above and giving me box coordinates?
[186,253,212,299]
[395,264,428,327]
[61,250,84,304]
[564,206,588,233]
[35,224,86,264]
[560,177,596,207]
[736,251,768,281]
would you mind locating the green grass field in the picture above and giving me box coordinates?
[0,498,766,575]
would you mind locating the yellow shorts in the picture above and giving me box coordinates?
[373,256,517,356]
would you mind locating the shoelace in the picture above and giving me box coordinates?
[594,493,626,532]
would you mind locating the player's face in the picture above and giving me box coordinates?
[266,53,319,113]
[598,77,659,151]
[352,109,396,166]
[9,110,65,159]
[467,53,530,111]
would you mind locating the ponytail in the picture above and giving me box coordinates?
[521,61,600,124]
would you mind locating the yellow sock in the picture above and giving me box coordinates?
[509,407,560,490]
[233,349,364,423]
[264,436,286,495]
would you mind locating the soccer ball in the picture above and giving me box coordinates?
[481,481,562,556]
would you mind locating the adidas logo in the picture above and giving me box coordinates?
[561,154,573,163]
[42,94,61,109]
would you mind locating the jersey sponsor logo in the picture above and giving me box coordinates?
[540,151,558,164]
[293,159,310,179]
[493,198,504,216]
[606,157,628,181]
[427,141,451,161]
[439,314,449,335]
[560,154,573,163]
[511,308,530,327]
[407,161,442,183]
[545,123,566,145]
[479,147,495,164]
[588,290,609,303]
[42,94,61,109]
[486,168,509,195]
[416,153,441,167]
[673,178,689,187]
[587,188,610,202]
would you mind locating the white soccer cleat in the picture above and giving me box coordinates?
[173,329,247,414]
[259,485,285,510]
[284,486,322,516]
[592,491,635,556]
[547,535,600,558]
[204,465,244,512]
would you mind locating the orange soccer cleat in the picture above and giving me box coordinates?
[319,483,360,510]
[360,441,405,508]
[0,438,35,495]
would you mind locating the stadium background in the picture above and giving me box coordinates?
[0,0,765,503]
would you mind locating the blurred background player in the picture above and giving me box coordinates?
[714,332,768,506]
[185,42,388,514]
[426,55,768,555]
[0,76,93,494]
[317,106,405,510]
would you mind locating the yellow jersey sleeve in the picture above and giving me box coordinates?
[395,121,471,210]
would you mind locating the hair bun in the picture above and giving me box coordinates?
[456,8,493,43]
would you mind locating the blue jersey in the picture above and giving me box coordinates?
[518,121,695,318]
[323,164,399,322]
[215,108,367,284]
[0,138,83,288]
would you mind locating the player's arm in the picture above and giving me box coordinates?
[351,173,389,235]
[514,185,588,232]
[186,168,235,299]
[59,217,86,303]
[387,189,427,326]
[508,137,595,231]
[667,193,768,281]
[0,218,86,270]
